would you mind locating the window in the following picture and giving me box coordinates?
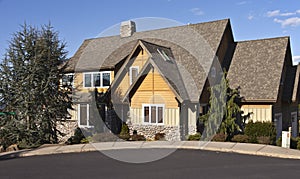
[62,73,74,87]
[78,104,95,127]
[157,48,171,62]
[129,66,139,85]
[83,71,111,88]
[143,104,164,124]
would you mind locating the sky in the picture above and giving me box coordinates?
[1,0,300,64]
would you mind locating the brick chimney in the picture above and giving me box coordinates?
[120,20,136,38]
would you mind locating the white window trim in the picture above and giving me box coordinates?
[129,66,139,85]
[142,104,165,125]
[83,71,111,88]
[78,104,94,128]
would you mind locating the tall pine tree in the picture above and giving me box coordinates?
[0,23,72,148]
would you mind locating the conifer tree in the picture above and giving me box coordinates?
[0,23,72,148]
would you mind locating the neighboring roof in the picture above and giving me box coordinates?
[227,37,290,102]
[66,19,229,72]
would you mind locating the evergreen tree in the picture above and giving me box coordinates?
[0,23,72,148]
[201,73,247,141]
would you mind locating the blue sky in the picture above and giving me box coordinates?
[1,0,300,64]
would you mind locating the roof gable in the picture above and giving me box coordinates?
[227,37,290,102]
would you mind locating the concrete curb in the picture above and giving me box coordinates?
[1,141,300,160]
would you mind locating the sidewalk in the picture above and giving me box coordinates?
[1,141,300,160]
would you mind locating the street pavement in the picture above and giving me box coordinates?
[1,141,300,160]
[1,149,300,179]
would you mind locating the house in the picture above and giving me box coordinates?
[63,19,299,141]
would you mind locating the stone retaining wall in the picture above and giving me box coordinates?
[128,124,180,141]
[56,120,78,143]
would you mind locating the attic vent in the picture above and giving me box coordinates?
[120,20,136,38]
[157,48,171,62]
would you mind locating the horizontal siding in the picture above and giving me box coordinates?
[130,108,179,126]
[242,105,272,122]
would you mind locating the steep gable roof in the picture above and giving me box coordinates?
[66,19,229,72]
[120,40,189,103]
[227,37,290,102]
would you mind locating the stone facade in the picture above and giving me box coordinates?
[56,120,78,143]
[120,20,136,38]
[128,124,181,141]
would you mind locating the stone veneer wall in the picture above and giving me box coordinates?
[128,124,181,141]
[56,120,78,143]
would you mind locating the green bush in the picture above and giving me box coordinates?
[244,121,276,144]
[187,133,201,141]
[231,134,249,143]
[297,138,300,150]
[118,123,130,141]
[276,137,282,147]
[154,133,166,141]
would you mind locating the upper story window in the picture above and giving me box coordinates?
[62,73,74,87]
[129,66,139,85]
[84,71,111,88]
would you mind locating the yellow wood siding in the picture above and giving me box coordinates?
[131,68,178,108]
[242,105,272,123]
[117,50,149,97]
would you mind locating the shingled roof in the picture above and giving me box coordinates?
[227,37,290,102]
[67,19,230,102]
[65,19,229,72]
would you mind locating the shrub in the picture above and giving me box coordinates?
[231,134,249,143]
[118,123,130,141]
[65,127,86,145]
[131,134,146,141]
[244,121,276,144]
[212,133,227,142]
[257,136,271,145]
[154,133,166,141]
[290,137,299,149]
[187,133,201,141]
[297,138,300,150]
[276,137,282,147]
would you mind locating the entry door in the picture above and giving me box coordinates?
[274,113,282,139]
[291,112,298,138]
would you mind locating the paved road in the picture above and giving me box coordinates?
[0,149,300,179]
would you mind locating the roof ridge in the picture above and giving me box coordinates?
[236,36,290,43]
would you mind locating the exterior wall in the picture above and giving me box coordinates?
[56,120,78,143]
[188,104,197,134]
[129,108,180,126]
[131,68,178,108]
[128,124,180,141]
[74,70,114,93]
[241,104,272,122]
[117,50,149,97]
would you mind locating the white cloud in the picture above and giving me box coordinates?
[267,10,299,17]
[274,17,300,27]
[248,15,254,20]
[237,1,247,5]
[267,10,280,17]
[190,8,204,16]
